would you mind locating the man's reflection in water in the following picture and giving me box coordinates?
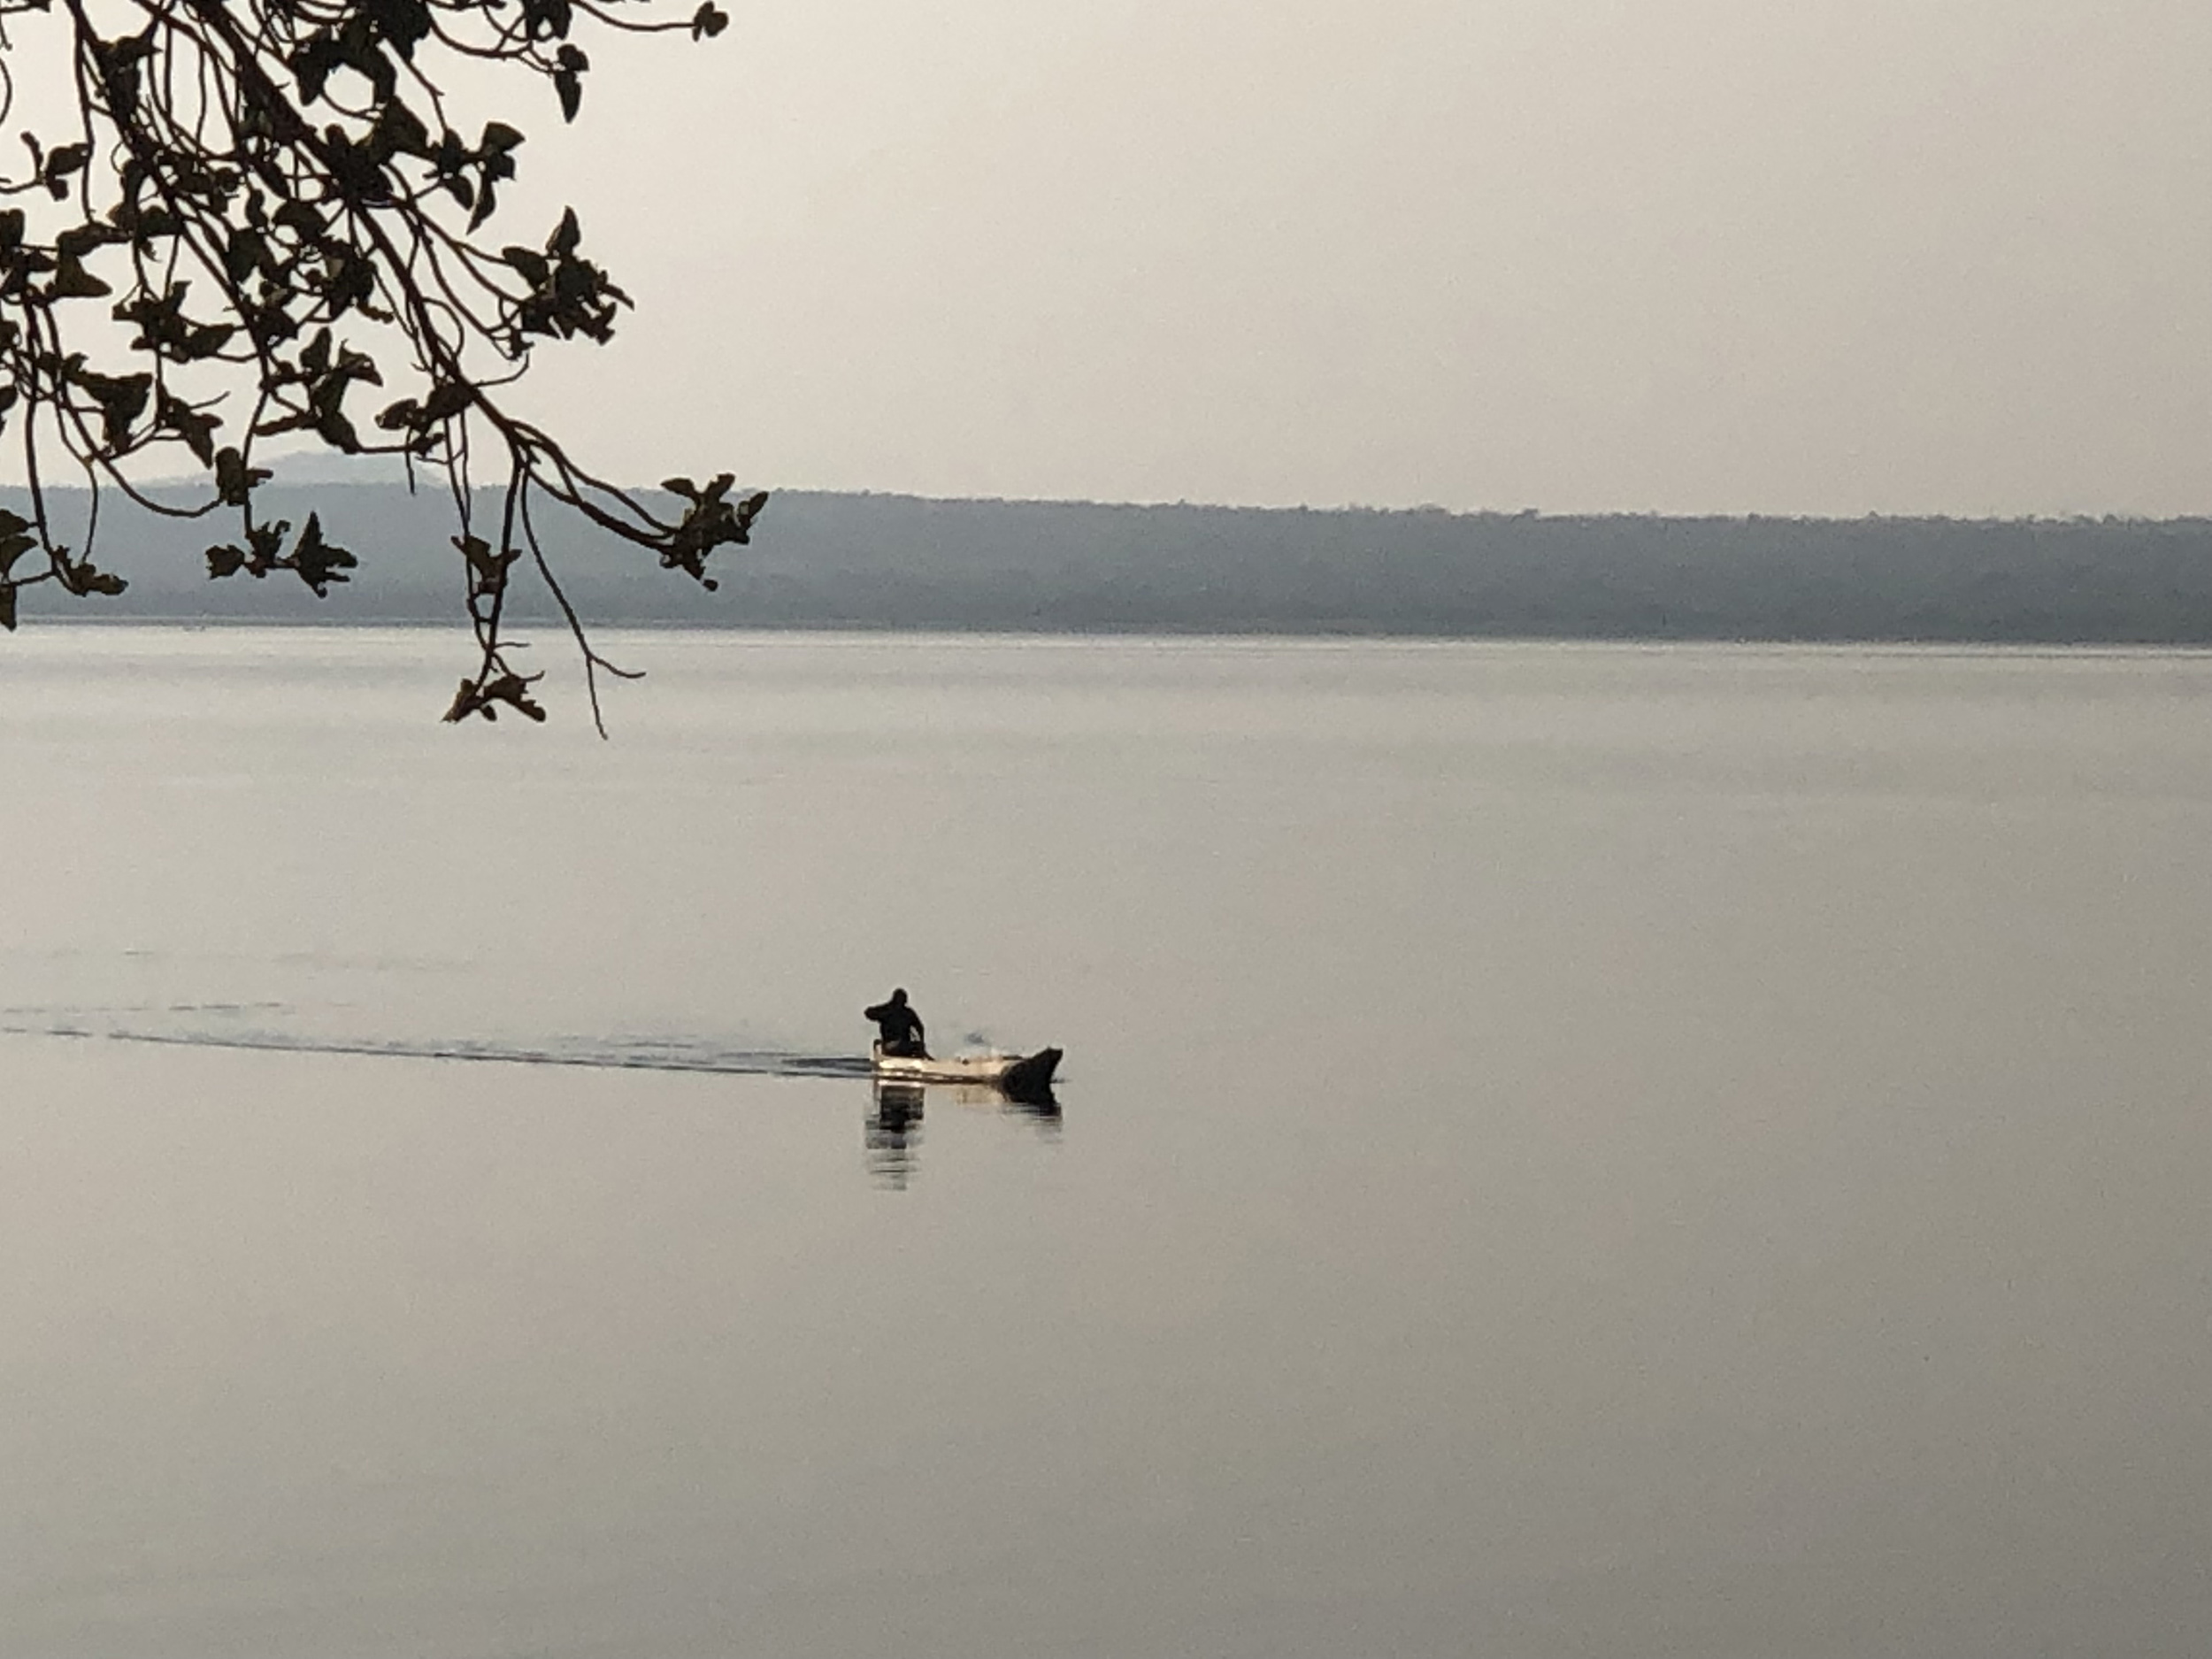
[866,1083,926,1188]
[864,1082,1064,1187]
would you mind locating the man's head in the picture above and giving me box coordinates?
[891,987,908,1005]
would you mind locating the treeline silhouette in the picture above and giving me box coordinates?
[13,484,2210,642]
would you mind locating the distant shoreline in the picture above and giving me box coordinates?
[12,487,2211,643]
[21,618,2212,657]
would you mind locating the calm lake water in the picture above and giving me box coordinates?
[3,628,2206,1658]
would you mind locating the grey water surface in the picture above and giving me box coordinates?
[2,628,2206,1658]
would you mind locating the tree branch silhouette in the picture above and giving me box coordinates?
[0,0,764,732]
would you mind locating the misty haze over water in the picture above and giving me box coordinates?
[3,629,2206,1656]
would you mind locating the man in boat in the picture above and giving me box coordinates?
[864,987,928,1058]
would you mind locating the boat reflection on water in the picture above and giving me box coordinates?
[864,1079,1061,1188]
[866,1082,926,1189]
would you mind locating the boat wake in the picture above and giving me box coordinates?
[0,1013,874,1080]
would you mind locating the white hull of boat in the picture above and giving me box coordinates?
[871,1042,1062,1094]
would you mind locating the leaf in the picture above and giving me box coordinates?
[74,369,153,447]
[553,43,590,119]
[49,254,112,300]
[222,227,267,282]
[206,543,249,580]
[158,393,221,465]
[518,0,573,43]
[0,531,30,577]
[290,32,341,103]
[691,3,728,40]
[56,222,126,258]
[502,245,549,287]
[655,484,769,587]
[214,447,272,507]
[184,322,236,361]
[315,409,361,452]
[254,407,319,440]
[288,513,357,595]
[246,519,290,571]
[421,381,473,421]
[273,199,326,238]
[0,581,14,633]
[58,557,127,598]
[453,533,518,598]
[443,670,547,725]
[373,97,432,162]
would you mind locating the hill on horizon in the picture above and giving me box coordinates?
[9,481,2209,643]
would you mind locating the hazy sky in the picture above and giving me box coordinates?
[14,1,2209,514]
[490,0,2207,516]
